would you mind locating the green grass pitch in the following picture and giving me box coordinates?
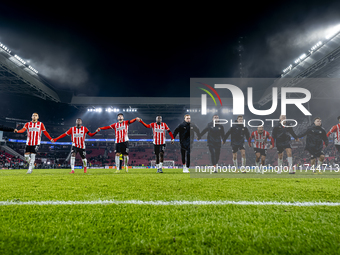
[1,168,340,254]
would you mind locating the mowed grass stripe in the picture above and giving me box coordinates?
[1,200,340,206]
[1,169,340,203]
[1,204,340,254]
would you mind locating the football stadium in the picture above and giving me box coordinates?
[2,2,340,254]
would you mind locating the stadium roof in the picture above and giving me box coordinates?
[259,27,340,106]
[0,46,60,102]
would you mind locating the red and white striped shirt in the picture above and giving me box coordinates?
[19,121,51,146]
[140,121,174,145]
[99,119,136,143]
[327,124,340,145]
[66,126,89,149]
[54,126,97,148]
[249,130,274,149]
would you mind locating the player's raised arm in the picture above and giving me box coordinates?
[327,125,337,137]
[54,128,72,142]
[139,120,151,128]
[248,131,255,147]
[164,123,175,143]
[296,126,310,139]
[223,127,232,142]
[41,123,52,141]
[192,124,201,139]
[245,127,250,142]
[97,123,115,132]
[128,118,138,124]
[267,131,275,148]
[322,128,329,147]
[173,123,181,139]
[288,126,299,141]
[85,127,98,137]
[16,123,28,134]
[199,125,209,138]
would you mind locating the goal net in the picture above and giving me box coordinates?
[150,160,175,168]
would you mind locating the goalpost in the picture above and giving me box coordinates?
[150,160,175,168]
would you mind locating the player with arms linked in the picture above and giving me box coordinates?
[272,115,299,174]
[52,118,97,174]
[297,117,328,174]
[224,115,250,173]
[96,113,139,173]
[248,125,274,173]
[173,114,201,173]
[16,112,53,174]
[138,116,174,173]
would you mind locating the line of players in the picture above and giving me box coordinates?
[202,114,330,174]
[1,112,340,174]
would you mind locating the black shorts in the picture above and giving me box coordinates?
[336,145,340,152]
[115,142,129,155]
[71,146,86,159]
[277,144,291,154]
[254,148,266,156]
[154,144,166,155]
[232,144,245,153]
[307,149,324,159]
[25,145,39,154]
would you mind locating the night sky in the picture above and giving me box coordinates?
[0,1,340,98]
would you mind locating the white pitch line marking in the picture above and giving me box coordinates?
[0,200,340,206]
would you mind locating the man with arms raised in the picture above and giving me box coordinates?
[224,115,250,173]
[52,118,98,174]
[200,115,225,172]
[272,115,299,174]
[138,116,174,173]
[326,116,340,153]
[173,114,201,173]
[248,125,274,173]
[16,113,53,174]
[97,113,138,173]
[297,117,328,173]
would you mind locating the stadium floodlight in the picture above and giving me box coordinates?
[28,65,38,74]
[299,54,307,60]
[325,24,340,39]
[0,43,11,53]
[283,64,292,73]
[14,55,26,65]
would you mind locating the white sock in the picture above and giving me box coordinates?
[287,157,293,171]
[124,155,129,167]
[159,162,163,169]
[278,158,283,167]
[71,156,75,171]
[233,159,238,168]
[29,154,36,172]
[25,154,30,163]
[115,155,120,170]
[183,164,186,169]
[156,163,159,169]
[242,157,246,167]
[82,158,87,168]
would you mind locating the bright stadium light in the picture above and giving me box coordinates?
[28,65,38,74]
[325,24,340,39]
[14,55,26,65]
[0,43,11,53]
[299,53,307,60]
[283,64,292,73]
